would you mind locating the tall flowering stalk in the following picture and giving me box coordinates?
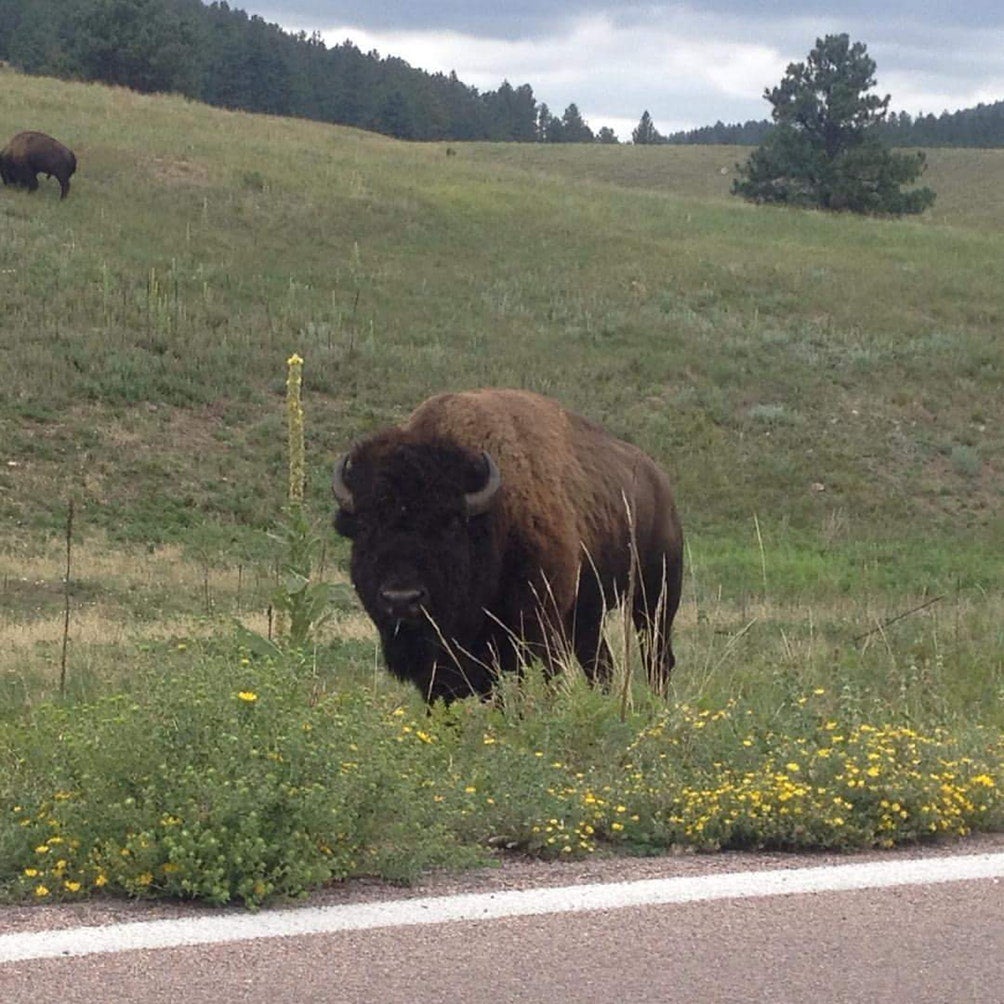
[261,353,338,651]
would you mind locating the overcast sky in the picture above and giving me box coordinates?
[253,2,1004,140]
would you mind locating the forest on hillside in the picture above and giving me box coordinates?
[0,0,607,142]
[1,0,1002,147]
[663,103,1004,147]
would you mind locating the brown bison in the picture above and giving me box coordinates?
[0,131,77,199]
[332,389,684,704]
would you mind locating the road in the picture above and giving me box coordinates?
[2,836,1002,1003]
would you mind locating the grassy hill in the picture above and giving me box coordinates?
[0,70,1001,906]
[2,68,1001,548]
[1,63,1001,661]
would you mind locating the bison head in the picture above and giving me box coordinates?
[332,437,502,657]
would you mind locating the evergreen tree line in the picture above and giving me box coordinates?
[660,101,1004,147]
[0,0,615,143]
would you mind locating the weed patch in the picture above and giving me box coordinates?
[1,649,1000,907]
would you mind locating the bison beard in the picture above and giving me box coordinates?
[333,389,684,704]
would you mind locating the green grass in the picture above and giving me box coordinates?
[1,71,1001,544]
[0,68,1002,907]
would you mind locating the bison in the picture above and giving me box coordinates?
[0,131,77,199]
[332,389,684,704]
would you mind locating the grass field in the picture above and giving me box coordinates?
[0,69,1001,906]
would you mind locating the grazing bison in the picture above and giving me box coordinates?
[332,389,684,703]
[0,131,77,199]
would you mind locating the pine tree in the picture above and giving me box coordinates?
[732,34,935,215]
[536,103,556,142]
[559,103,594,142]
[632,110,661,145]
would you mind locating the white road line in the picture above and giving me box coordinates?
[2,852,1003,964]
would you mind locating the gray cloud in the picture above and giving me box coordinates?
[258,2,1004,38]
[260,3,648,37]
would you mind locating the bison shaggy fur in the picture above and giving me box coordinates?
[333,389,684,703]
[0,131,77,199]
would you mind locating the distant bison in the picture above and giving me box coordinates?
[0,131,77,199]
[332,389,684,704]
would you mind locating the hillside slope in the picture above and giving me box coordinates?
[0,69,1000,566]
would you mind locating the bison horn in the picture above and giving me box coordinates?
[332,453,355,512]
[464,451,501,516]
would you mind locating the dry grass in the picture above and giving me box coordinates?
[0,537,348,593]
[0,536,358,684]
[0,603,377,691]
[0,608,243,656]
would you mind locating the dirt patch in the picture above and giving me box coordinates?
[143,155,211,188]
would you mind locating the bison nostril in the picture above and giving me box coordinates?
[379,586,429,616]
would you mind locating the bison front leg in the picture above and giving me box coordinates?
[571,615,615,688]
[631,556,682,697]
[506,603,614,688]
[568,583,615,688]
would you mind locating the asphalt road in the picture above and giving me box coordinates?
[2,837,1002,1003]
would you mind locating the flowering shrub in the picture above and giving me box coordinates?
[2,648,1000,908]
[1,650,475,907]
